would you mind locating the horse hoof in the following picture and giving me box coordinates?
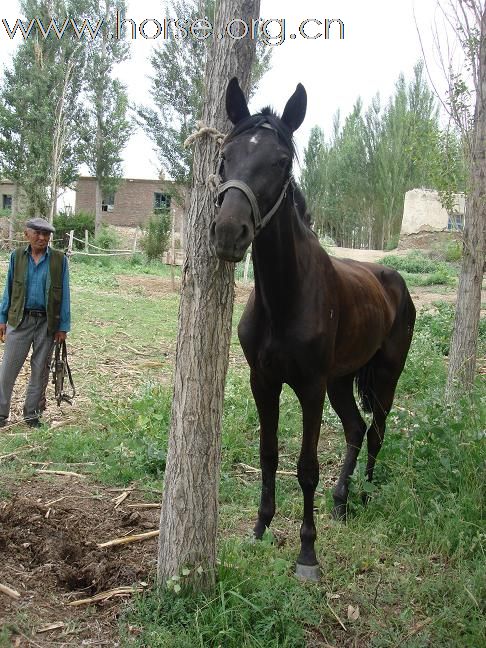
[295,563,321,582]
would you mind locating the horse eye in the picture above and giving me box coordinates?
[273,157,289,169]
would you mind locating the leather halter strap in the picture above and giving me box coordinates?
[217,177,291,233]
[215,121,292,234]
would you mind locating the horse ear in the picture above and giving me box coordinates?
[281,84,307,132]
[226,77,251,125]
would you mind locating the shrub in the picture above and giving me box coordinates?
[53,211,95,249]
[92,225,121,250]
[443,240,463,262]
[381,251,439,274]
[384,234,399,251]
[140,209,171,261]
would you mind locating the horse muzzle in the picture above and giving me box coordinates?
[209,191,254,262]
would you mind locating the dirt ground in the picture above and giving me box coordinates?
[117,272,466,311]
[0,475,160,646]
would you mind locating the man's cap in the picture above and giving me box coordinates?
[25,217,55,233]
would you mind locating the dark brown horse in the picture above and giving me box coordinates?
[209,78,416,581]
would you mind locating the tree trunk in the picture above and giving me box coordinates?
[446,6,486,400]
[9,183,19,243]
[158,0,260,590]
[95,179,103,237]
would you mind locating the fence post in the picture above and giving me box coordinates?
[132,229,138,252]
[67,230,74,256]
[85,229,89,252]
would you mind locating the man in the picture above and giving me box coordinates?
[0,217,70,427]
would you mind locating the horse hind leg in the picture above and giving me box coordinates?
[363,362,401,495]
[327,375,367,521]
[362,297,414,498]
[250,371,282,539]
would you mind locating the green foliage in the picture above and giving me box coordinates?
[140,209,171,261]
[79,0,131,225]
[136,0,272,183]
[92,225,121,250]
[124,540,314,647]
[443,240,463,262]
[381,252,457,286]
[301,61,466,249]
[0,0,89,217]
[381,251,441,273]
[53,210,95,248]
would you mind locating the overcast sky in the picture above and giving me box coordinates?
[0,0,456,183]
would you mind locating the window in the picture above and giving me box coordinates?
[102,193,115,213]
[154,192,171,213]
[2,194,12,212]
[448,213,464,231]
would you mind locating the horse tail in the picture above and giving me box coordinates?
[355,358,375,413]
[355,280,416,414]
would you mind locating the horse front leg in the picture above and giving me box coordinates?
[250,370,282,539]
[294,379,326,582]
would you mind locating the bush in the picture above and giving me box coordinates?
[92,225,121,250]
[443,240,463,262]
[381,251,439,274]
[384,235,399,251]
[53,211,95,249]
[140,209,171,261]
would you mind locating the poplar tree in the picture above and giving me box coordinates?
[443,0,486,399]
[157,0,261,590]
[80,0,131,236]
[136,0,271,184]
[0,0,89,221]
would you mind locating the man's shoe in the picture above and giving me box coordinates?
[25,418,41,428]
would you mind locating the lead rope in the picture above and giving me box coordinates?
[51,340,76,406]
[183,120,227,191]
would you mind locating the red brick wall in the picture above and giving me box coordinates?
[75,177,186,235]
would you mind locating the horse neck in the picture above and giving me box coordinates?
[251,195,308,324]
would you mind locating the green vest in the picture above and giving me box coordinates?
[7,246,64,335]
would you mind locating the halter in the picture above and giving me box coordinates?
[216,121,292,234]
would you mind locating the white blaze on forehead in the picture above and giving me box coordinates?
[249,133,260,145]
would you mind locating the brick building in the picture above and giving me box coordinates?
[75,176,186,242]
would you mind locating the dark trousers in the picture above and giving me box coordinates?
[0,314,54,422]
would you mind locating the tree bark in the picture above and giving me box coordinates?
[95,179,103,238]
[446,5,486,400]
[158,0,261,590]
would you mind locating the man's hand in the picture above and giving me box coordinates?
[54,331,67,343]
[0,323,6,343]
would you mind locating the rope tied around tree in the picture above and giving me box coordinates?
[183,120,227,191]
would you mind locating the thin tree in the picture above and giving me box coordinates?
[0,0,88,221]
[158,0,261,590]
[440,0,486,399]
[81,0,131,237]
[136,0,271,184]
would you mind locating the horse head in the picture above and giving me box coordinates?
[209,77,307,262]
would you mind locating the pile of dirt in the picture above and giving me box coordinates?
[0,476,160,646]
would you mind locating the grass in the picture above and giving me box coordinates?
[0,253,485,646]
[380,251,458,286]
